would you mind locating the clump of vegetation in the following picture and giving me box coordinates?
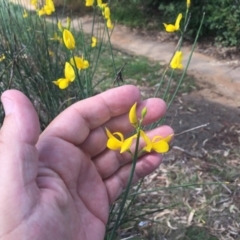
[112,0,240,48]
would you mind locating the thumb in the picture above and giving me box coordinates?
[0,89,40,188]
[0,90,40,235]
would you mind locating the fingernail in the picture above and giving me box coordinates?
[2,97,14,116]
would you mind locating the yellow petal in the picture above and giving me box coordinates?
[120,135,136,153]
[0,54,5,62]
[31,0,38,6]
[140,130,152,152]
[64,62,75,81]
[170,51,183,69]
[58,21,63,32]
[70,57,81,69]
[70,57,89,70]
[187,0,191,8]
[38,8,45,16]
[106,129,124,142]
[174,13,182,30]
[152,140,169,153]
[104,6,110,19]
[83,60,89,69]
[164,134,173,143]
[107,138,122,150]
[53,78,70,89]
[163,23,176,32]
[129,102,138,126]
[91,36,97,47]
[97,0,102,5]
[44,7,52,15]
[46,0,55,11]
[23,10,28,18]
[152,134,173,144]
[106,18,113,29]
[59,79,71,89]
[86,0,94,6]
[67,17,71,29]
[63,29,75,50]
[98,3,107,9]
[106,129,124,150]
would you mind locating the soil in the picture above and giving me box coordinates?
[132,28,240,152]
[165,93,240,152]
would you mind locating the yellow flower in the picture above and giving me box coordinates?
[70,56,89,70]
[58,17,71,33]
[38,9,45,16]
[129,102,138,127]
[170,51,183,69]
[98,3,107,9]
[91,36,97,47]
[140,130,171,153]
[53,62,75,89]
[66,17,71,29]
[86,0,94,6]
[45,0,55,13]
[103,6,110,19]
[23,9,28,18]
[49,32,62,43]
[106,18,114,29]
[187,0,191,8]
[48,50,54,56]
[0,54,5,62]
[97,0,102,5]
[31,0,38,8]
[63,29,75,50]
[38,0,55,16]
[163,13,182,32]
[106,128,136,153]
[58,21,63,32]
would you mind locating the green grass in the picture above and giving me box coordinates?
[92,49,197,97]
[111,0,163,31]
[111,1,147,29]
[184,226,219,240]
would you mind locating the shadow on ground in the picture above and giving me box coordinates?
[166,93,240,152]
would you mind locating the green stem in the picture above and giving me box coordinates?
[105,25,117,78]
[120,177,144,224]
[70,51,85,99]
[167,13,205,110]
[108,129,141,240]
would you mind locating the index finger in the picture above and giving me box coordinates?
[40,85,141,145]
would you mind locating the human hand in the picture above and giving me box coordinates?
[0,85,173,240]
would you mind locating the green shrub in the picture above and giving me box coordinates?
[112,0,240,47]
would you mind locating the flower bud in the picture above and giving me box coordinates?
[129,102,138,127]
[141,107,147,119]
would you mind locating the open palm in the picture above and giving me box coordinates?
[0,86,173,240]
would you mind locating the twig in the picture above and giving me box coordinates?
[172,146,205,158]
[212,176,232,194]
[174,123,210,137]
